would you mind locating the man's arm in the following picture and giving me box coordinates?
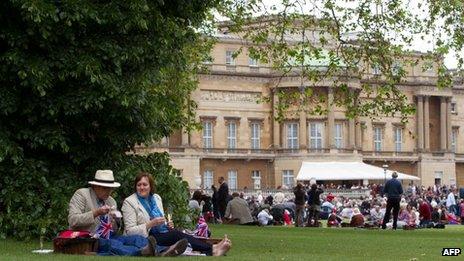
[68,189,95,229]
[398,181,403,195]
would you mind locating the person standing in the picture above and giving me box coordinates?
[446,188,457,215]
[306,184,323,227]
[381,172,403,230]
[217,176,229,220]
[293,182,306,227]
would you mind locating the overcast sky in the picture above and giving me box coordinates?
[258,0,461,69]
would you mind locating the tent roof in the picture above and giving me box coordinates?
[296,161,420,181]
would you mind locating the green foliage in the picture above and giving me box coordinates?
[0,153,190,240]
[0,0,217,240]
[217,0,462,122]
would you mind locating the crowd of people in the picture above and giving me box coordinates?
[66,169,463,256]
[189,174,464,230]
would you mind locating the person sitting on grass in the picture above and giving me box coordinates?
[68,170,183,257]
[224,192,257,225]
[369,205,384,227]
[257,208,273,226]
[121,172,231,256]
[327,209,342,227]
[349,208,365,227]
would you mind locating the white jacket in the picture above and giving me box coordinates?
[121,193,164,237]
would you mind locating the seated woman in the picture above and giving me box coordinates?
[121,172,231,256]
[349,208,365,227]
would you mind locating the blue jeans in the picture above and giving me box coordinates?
[98,235,148,256]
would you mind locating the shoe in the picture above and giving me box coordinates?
[141,236,157,256]
[160,238,188,257]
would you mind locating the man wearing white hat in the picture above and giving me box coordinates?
[68,170,186,256]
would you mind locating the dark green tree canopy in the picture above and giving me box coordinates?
[0,0,216,239]
[0,0,217,165]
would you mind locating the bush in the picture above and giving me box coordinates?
[0,153,190,240]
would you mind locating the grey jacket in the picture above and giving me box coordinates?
[121,193,164,237]
[225,197,253,224]
[68,187,118,232]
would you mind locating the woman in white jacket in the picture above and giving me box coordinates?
[121,172,231,256]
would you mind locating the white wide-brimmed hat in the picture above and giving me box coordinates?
[88,170,121,188]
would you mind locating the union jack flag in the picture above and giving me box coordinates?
[94,214,113,239]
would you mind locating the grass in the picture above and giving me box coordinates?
[1,225,463,260]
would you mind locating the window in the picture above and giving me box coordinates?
[203,170,213,189]
[451,128,458,152]
[226,50,235,65]
[202,121,213,148]
[394,127,402,152]
[251,170,261,189]
[286,123,299,149]
[282,170,294,188]
[227,122,237,149]
[374,126,382,151]
[249,57,258,67]
[334,123,343,149]
[310,122,324,149]
[434,171,443,185]
[160,136,169,146]
[451,102,457,114]
[423,61,434,72]
[250,122,260,149]
[228,170,237,189]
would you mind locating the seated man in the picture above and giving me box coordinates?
[68,170,185,256]
[224,192,256,225]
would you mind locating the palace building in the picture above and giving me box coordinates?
[136,28,464,190]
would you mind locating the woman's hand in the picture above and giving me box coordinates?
[167,221,174,229]
[147,217,166,228]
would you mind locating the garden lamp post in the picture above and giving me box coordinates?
[382,164,389,183]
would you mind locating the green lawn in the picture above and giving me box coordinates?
[1,225,463,260]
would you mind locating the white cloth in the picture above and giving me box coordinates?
[340,207,354,219]
[257,210,273,226]
[446,192,456,208]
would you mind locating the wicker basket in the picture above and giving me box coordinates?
[53,237,98,255]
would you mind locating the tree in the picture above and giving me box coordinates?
[0,0,216,239]
[217,0,463,121]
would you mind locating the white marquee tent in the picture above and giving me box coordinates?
[296,161,420,181]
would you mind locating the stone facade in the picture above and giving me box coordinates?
[139,33,464,190]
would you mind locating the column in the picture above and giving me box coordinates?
[423,96,430,151]
[355,121,362,149]
[440,96,447,151]
[446,97,452,151]
[299,111,307,149]
[416,96,424,151]
[349,118,355,149]
[273,90,281,149]
[181,127,189,147]
[327,88,335,148]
